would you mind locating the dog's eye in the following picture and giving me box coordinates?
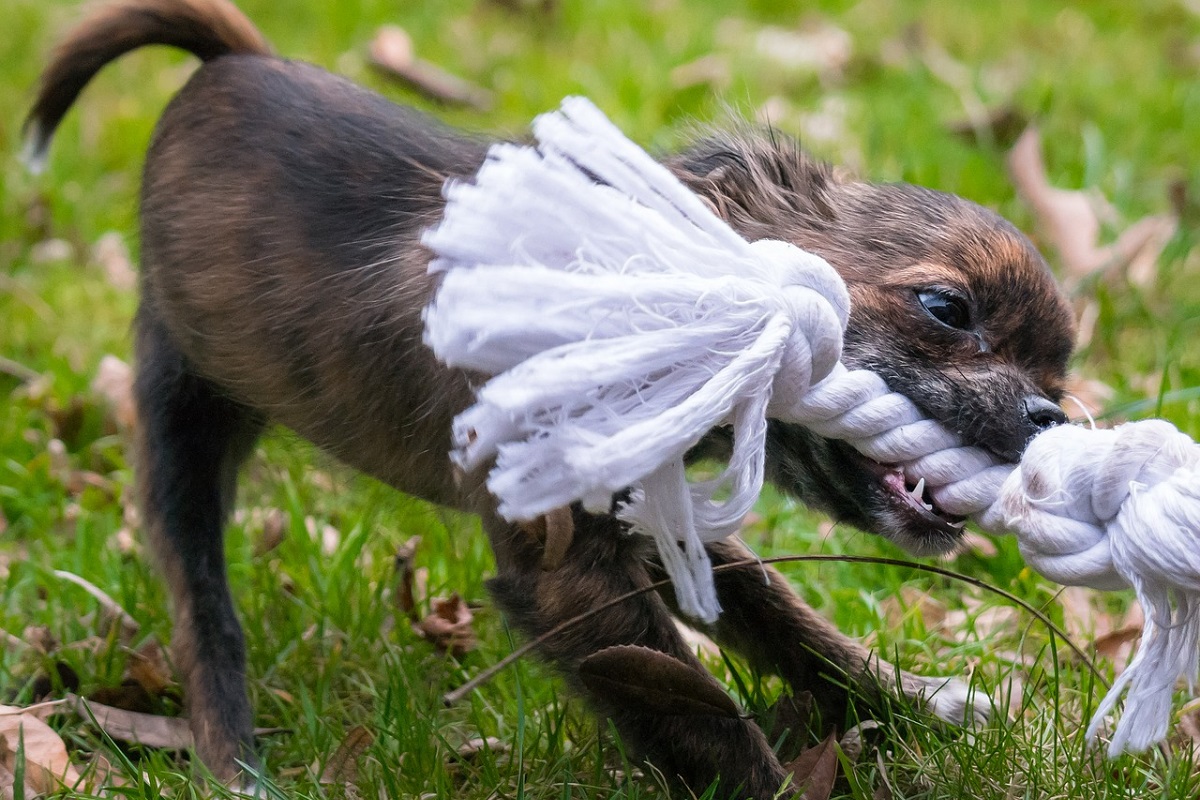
[916,289,970,330]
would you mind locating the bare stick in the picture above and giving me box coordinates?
[444,553,1106,706]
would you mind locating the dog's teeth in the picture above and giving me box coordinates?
[911,477,926,499]
[950,520,967,529]
[922,501,934,511]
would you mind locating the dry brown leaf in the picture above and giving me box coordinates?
[1176,706,1200,749]
[947,104,1028,149]
[670,54,731,90]
[873,750,896,800]
[304,517,341,557]
[1059,586,1096,639]
[125,639,174,697]
[1008,127,1177,288]
[578,645,740,719]
[765,691,817,762]
[394,535,421,621]
[69,695,192,750]
[318,724,374,785]
[754,21,852,78]
[0,704,83,794]
[453,736,508,760]
[0,762,35,800]
[369,26,492,110]
[92,232,137,292]
[838,720,881,763]
[21,626,57,655]
[251,508,289,557]
[414,594,476,657]
[783,730,838,800]
[91,355,136,431]
[28,239,73,264]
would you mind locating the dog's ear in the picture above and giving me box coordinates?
[667,132,844,238]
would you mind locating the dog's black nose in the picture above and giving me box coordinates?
[1023,395,1067,431]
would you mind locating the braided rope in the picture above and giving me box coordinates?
[422,97,1200,755]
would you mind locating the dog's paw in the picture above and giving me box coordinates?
[905,674,990,728]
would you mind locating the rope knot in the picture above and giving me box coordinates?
[744,239,850,418]
[999,420,1200,592]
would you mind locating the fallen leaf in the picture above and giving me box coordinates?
[1059,586,1096,639]
[87,684,160,715]
[948,104,1028,150]
[304,517,341,557]
[68,695,192,750]
[453,736,508,760]
[783,731,838,800]
[92,232,137,291]
[670,54,731,90]
[578,645,740,718]
[394,535,422,620]
[28,239,73,264]
[251,508,288,557]
[125,639,174,697]
[764,691,822,762]
[755,21,852,78]
[22,626,57,655]
[45,397,86,448]
[838,720,881,763]
[873,750,896,800]
[318,725,374,785]
[1008,127,1178,288]
[369,26,493,110]
[30,663,79,703]
[91,355,137,431]
[414,594,476,657]
[0,704,83,794]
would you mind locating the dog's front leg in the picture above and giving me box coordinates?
[485,511,791,800]
[690,539,985,730]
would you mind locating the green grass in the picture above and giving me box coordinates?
[3,0,1199,798]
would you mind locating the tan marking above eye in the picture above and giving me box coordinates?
[880,262,967,291]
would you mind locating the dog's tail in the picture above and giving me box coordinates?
[24,0,271,171]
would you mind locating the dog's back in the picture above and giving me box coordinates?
[28,0,490,510]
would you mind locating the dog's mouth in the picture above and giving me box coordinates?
[863,458,968,541]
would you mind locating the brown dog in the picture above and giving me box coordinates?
[28,0,1074,796]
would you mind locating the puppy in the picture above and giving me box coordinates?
[27,0,1074,796]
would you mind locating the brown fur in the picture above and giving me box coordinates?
[28,1,1075,797]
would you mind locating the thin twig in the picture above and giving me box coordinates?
[444,553,1106,706]
[52,569,140,639]
[0,355,39,383]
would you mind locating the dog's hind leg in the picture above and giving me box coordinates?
[133,305,265,781]
[485,510,792,800]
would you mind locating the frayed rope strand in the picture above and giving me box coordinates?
[421,96,1200,755]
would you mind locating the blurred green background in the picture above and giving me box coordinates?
[2,1,1198,798]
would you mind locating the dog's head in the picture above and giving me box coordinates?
[672,133,1075,555]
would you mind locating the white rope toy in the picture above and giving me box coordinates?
[422,97,1200,756]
